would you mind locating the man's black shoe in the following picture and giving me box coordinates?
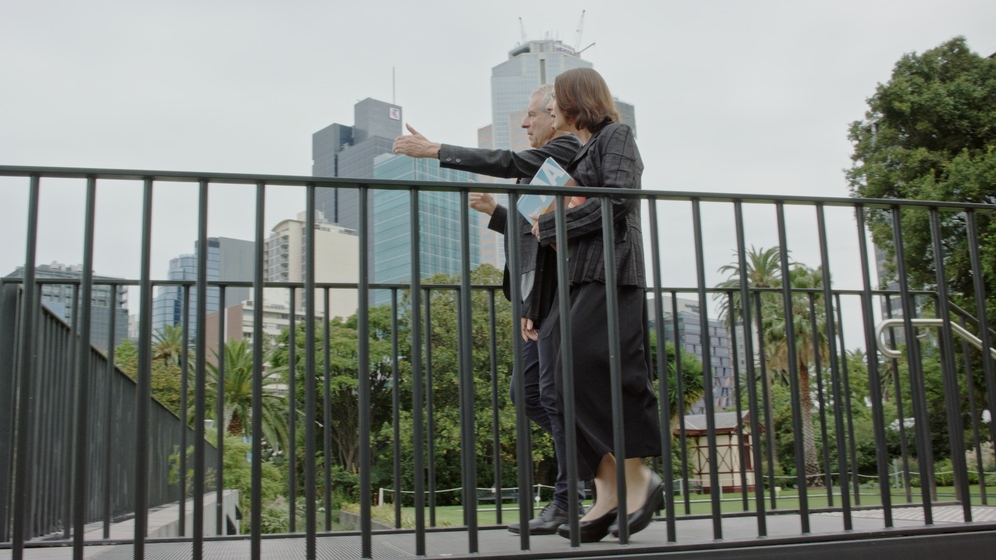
[508,502,579,535]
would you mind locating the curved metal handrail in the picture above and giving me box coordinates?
[876,317,996,360]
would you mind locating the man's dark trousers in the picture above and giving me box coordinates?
[510,338,583,511]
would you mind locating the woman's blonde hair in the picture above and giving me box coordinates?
[553,68,620,132]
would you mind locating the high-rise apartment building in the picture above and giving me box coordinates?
[264,211,358,321]
[371,154,480,305]
[151,237,254,341]
[4,262,129,351]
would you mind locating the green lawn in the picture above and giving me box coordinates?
[397,486,994,527]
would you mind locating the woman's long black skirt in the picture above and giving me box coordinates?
[542,281,662,480]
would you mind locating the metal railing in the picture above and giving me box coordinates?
[0,281,220,543]
[1,164,995,559]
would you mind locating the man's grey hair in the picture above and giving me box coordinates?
[531,84,555,110]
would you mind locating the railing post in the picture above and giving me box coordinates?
[692,199,723,539]
[135,177,156,559]
[927,207,972,521]
[250,181,266,560]
[71,176,97,558]
[192,179,209,559]
[857,205,894,526]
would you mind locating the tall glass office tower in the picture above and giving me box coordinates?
[489,40,593,150]
[371,154,479,306]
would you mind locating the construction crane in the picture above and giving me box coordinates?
[574,10,585,52]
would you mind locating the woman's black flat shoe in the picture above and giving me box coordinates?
[611,471,665,538]
[557,508,618,543]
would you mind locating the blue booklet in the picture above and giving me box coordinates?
[516,157,579,222]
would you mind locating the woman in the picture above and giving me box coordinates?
[533,67,664,542]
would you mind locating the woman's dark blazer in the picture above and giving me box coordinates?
[536,122,646,288]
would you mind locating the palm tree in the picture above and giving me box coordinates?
[715,247,831,485]
[153,324,186,367]
[203,339,289,452]
[715,246,784,469]
[760,265,829,484]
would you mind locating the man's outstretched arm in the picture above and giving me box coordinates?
[394,124,580,179]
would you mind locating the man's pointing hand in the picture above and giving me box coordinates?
[393,124,442,159]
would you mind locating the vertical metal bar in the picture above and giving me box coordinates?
[456,189,478,552]
[960,315,986,505]
[216,285,226,535]
[180,284,191,535]
[927,207,972,521]
[887,205,929,525]
[304,184,318,557]
[835,294,861,506]
[966,210,996,505]
[192,179,209,560]
[553,195,579,547]
[0,281,17,544]
[857,206,894,525]
[323,287,332,531]
[424,289,437,529]
[103,283,119,539]
[358,186,373,558]
[488,289,502,525]
[251,181,266,560]
[774,202,809,533]
[886,297,913,503]
[72,176,98,558]
[288,287,297,533]
[391,288,401,528]
[732,201,766,535]
[673,291,691,515]
[728,291,749,510]
[64,281,80,541]
[647,198,677,542]
[598,196,630,543]
[505,192,530,550]
[135,177,156,559]
[692,199,722,539]
[755,292,777,510]
[809,293,833,505]
[815,203,851,529]
[409,188,426,555]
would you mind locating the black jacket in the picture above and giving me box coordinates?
[439,134,582,317]
[537,122,646,288]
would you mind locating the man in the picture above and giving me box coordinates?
[393,84,582,534]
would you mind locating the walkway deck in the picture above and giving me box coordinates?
[5,505,996,559]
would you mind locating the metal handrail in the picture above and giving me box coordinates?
[876,317,996,360]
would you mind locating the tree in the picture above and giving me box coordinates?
[847,37,996,322]
[203,338,289,451]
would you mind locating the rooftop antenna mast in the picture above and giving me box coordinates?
[519,17,527,44]
[392,66,396,105]
[574,10,585,51]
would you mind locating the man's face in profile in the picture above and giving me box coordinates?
[522,93,556,148]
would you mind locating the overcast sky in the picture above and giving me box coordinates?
[2,1,995,349]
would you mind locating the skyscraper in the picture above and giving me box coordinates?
[312,98,403,230]
[371,153,479,305]
[476,39,638,270]
[488,39,593,151]
[151,237,254,340]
